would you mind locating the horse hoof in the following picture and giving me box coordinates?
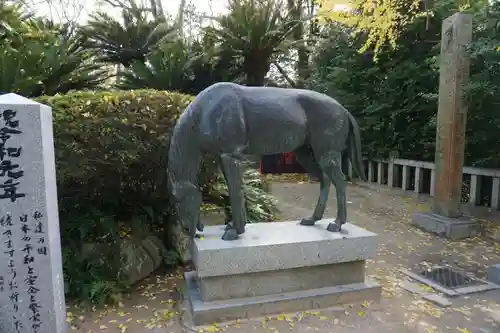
[225,223,233,231]
[197,223,204,232]
[300,217,316,226]
[221,228,239,241]
[326,222,342,232]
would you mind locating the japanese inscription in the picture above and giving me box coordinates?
[0,96,67,333]
[1,210,47,333]
[1,213,22,332]
[0,109,25,202]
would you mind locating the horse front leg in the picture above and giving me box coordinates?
[219,154,247,241]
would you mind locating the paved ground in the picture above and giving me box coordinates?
[70,181,500,333]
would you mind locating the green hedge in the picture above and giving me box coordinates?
[36,89,278,303]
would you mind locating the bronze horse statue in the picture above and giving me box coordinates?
[168,82,366,241]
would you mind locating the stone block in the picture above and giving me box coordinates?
[0,94,67,333]
[141,235,166,269]
[199,260,366,301]
[184,271,381,326]
[412,212,478,239]
[422,294,452,307]
[192,220,377,278]
[168,220,191,264]
[487,264,500,285]
[119,242,155,285]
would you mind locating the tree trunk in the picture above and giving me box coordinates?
[287,0,309,88]
[246,72,267,86]
[176,0,186,38]
[244,56,270,86]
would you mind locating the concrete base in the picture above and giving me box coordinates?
[200,260,366,301]
[184,220,380,325]
[184,271,381,325]
[488,264,500,285]
[412,212,478,239]
[192,220,378,278]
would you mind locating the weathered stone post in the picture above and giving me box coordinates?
[412,13,477,238]
[433,13,472,217]
[0,94,67,333]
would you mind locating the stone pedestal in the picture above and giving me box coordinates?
[412,212,478,239]
[184,220,381,325]
[412,13,477,238]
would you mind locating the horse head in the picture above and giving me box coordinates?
[170,179,201,238]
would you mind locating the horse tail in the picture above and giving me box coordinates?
[346,111,367,181]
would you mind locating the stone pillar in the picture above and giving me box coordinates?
[0,94,67,333]
[368,161,374,182]
[414,167,424,193]
[347,160,353,180]
[412,14,477,239]
[433,13,472,218]
[387,151,399,188]
[401,165,410,191]
[377,162,383,185]
[492,178,500,211]
[469,174,481,206]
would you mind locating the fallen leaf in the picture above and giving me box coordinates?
[456,328,471,333]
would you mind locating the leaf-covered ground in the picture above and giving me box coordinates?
[70,181,500,333]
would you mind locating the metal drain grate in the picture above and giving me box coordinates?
[401,265,499,296]
[418,266,479,288]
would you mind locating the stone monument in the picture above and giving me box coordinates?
[412,13,477,238]
[185,220,380,325]
[167,83,381,324]
[0,94,67,333]
[168,82,368,241]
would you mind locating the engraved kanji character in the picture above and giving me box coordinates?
[0,179,25,202]
[0,160,23,179]
[21,243,33,254]
[0,214,12,227]
[21,223,30,234]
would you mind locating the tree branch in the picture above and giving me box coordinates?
[272,62,296,88]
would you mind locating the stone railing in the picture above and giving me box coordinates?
[345,157,500,211]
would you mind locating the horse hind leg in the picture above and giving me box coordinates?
[316,150,347,232]
[294,146,331,226]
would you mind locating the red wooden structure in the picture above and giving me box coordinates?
[259,153,306,174]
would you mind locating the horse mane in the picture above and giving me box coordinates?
[168,102,202,188]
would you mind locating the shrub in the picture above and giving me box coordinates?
[36,89,278,304]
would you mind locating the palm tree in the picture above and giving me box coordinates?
[35,21,110,95]
[0,5,107,97]
[82,7,177,68]
[118,39,237,95]
[205,0,300,86]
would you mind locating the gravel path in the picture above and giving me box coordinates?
[70,181,500,333]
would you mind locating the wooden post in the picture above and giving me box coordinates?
[433,13,472,218]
